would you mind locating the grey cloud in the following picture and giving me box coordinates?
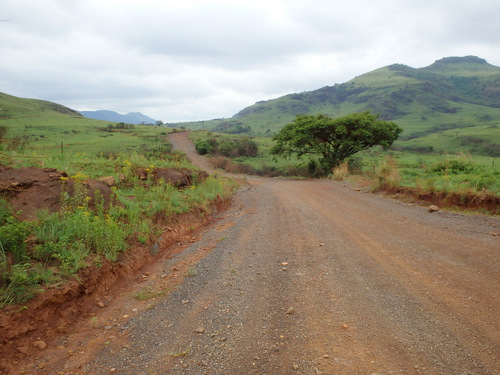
[1,0,499,122]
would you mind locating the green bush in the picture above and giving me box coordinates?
[195,139,214,155]
[195,137,259,157]
[431,159,483,174]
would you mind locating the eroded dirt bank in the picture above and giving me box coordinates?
[6,132,500,374]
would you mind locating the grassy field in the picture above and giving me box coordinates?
[189,131,500,205]
[0,96,238,307]
[360,150,500,195]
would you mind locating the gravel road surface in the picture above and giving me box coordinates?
[60,132,500,374]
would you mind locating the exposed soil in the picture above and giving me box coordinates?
[0,166,117,221]
[2,132,500,374]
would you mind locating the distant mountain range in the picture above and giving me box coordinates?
[79,110,156,125]
[175,56,500,156]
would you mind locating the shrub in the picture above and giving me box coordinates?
[195,139,214,155]
[431,159,482,174]
[196,137,259,158]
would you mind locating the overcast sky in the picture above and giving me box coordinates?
[1,0,499,123]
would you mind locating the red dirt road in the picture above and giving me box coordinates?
[8,132,500,374]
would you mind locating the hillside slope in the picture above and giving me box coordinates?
[0,92,82,120]
[0,92,154,158]
[175,56,500,156]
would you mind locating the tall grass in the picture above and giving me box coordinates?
[372,157,401,191]
[332,162,349,181]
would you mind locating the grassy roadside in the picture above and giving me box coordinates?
[189,131,499,213]
[338,153,499,214]
[0,120,238,307]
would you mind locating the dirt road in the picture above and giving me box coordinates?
[26,132,500,374]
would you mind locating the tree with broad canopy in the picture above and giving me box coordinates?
[271,111,402,170]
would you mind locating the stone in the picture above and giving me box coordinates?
[155,169,190,188]
[98,176,116,187]
[16,346,29,354]
[428,205,440,212]
[97,301,105,308]
[285,307,295,315]
[33,340,47,350]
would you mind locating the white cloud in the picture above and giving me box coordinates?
[1,0,499,122]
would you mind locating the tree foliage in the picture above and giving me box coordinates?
[271,111,402,169]
[195,137,259,157]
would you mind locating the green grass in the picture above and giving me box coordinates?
[0,94,239,307]
[188,130,499,209]
[390,153,499,194]
[399,123,500,156]
[0,168,238,307]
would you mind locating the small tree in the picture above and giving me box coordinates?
[271,112,402,170]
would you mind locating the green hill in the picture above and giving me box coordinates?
[0,92,164,158]
[174,56,500,156]
[0,91,82,120]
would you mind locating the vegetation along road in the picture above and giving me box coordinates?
[38,133,500,374]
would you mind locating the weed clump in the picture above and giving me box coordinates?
[332,162,349,181]
[372,157,400,191]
